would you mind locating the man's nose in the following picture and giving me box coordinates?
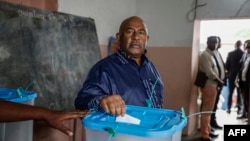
[132,31,140,40]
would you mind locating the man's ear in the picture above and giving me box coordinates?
[145,35,149,45]
[116,33,120,41]
[115,33,121,47]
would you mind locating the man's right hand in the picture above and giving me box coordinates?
[99,95,126,116]
[216,79,224,88]
[235,79,239,88]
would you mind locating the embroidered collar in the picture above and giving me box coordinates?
[116,49,148,65]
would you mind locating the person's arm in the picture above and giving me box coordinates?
[225,53,230,73]
[241,58,250,81]
[200,53,217,80]
[75,80,126,116]
[75,63,126,116]
[201,52,224,85]
[0,100,89,136]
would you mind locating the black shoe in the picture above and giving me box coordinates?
[211,123,223,130]
[237,114,247,119]
[237,110,243,115]
[209,132,219,138]
[226,109,231,114]
[200,137,212,141]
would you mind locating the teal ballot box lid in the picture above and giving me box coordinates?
[83,105,187,138]
[0,88,37,103]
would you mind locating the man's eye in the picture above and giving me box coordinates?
[139,30,146,35]
[127,30,134,34]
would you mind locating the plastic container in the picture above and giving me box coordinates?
[0,88,37,141]
[83,105,187,141]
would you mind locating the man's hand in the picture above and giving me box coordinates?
[216,79,224,88]
[235,79,239,88]
[99,95,126,116]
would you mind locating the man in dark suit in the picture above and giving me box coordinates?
[225,40,244,115]
[236,41,250,119]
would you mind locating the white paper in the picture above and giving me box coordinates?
[116,114,141,125]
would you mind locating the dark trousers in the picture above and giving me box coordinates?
[228,78,242,111]
[211,86,222,121]
[241,82,249,115]
[236,89,244,113]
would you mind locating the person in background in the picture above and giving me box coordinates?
[236,40,250,119]
[75,16,164,116]
[210,36,225,130]
[225,40,244,116]
[0,100,89,136]
[198,36,223,141]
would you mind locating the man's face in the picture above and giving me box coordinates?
[246,48,250,54]
[246,42,250,53]
[116,18,149,58]
[207,38,218,51]
[215,38,219,49]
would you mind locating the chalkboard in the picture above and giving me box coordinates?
[0,1,101,110]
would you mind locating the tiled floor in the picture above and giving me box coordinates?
[181,108,248,141]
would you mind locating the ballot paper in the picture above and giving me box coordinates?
[116,114,141,125]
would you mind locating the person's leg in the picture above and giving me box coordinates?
[245,84,249,116]
[227,79,235,113]
[210,86,222,129]
[210,92,218,119]
[238,82,248,118]
[236,87,244,115]
[200,86,217,139]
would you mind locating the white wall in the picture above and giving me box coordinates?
[197,0,250,19]
[58,0,250,47]
[136,0,194,47]
[58,0,136,46]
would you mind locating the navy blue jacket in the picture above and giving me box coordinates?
[75,49,164,111]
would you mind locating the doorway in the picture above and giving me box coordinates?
[198,18,250,125]
[200,19,250,61]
